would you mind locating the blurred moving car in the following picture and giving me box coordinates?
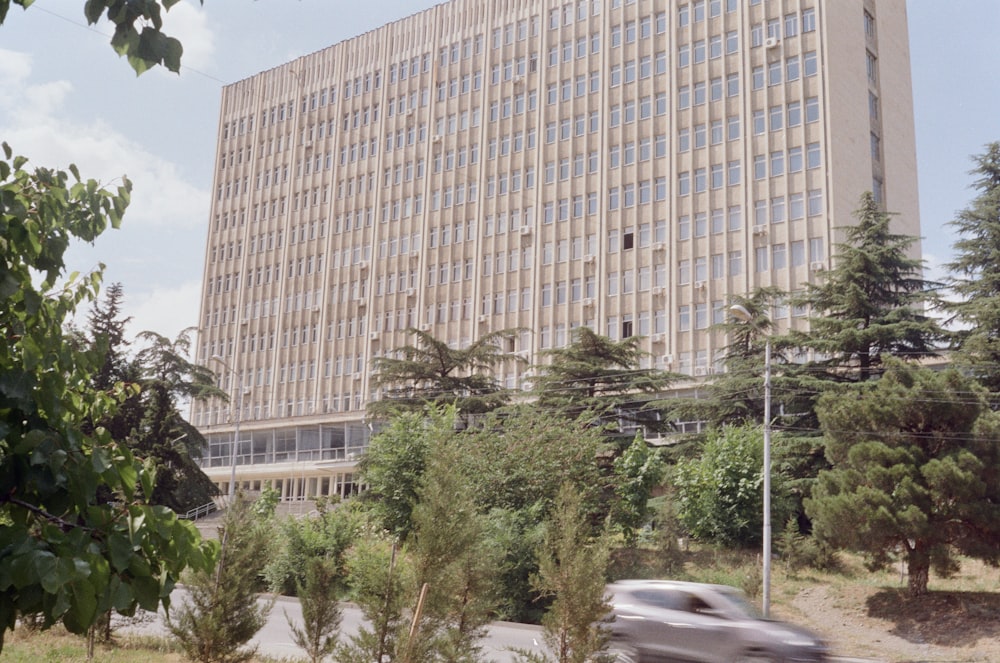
[604,579,828,662]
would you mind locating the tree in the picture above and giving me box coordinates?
[358,407,452,541]
[531,327,676,437]
[805,360,1000,596]
[527,483,611,663]
[368,328,525,420]
[1,0,196,74]
[167,494,274,662]
[288,557,344,663]
[791,192,943,381]
[132,329,221,512]
[943,142,1000,392]
[405,438,500,662]
[672,424,790,547]
[610,434,665,547]
[334,538,415,663]
[0,145,216,650]
[264,498,358,596]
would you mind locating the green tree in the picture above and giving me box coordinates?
[368,328,524,420]
[0,0,194,74]
[672,424,790,547]
[792,192,943,381]
[264,499,358,596]
[610,434,665,547]
[0,145,216,650]
[335,538,415,663]
[531,327,676,438]
[167,494,275,662]
[131,329,221,512]
[358,407,454,541]
[406,439,500,662]
[288,557,344,663]
[528,483,611,663]
[943,142,1000,392]
[805,360,1000,596]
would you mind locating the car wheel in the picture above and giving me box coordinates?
[603,641,641,663]
[733,651,778,663]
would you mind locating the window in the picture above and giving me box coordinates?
[769,105,783,131]
[788,101,802,127]
[866,51,878,83]
[754,155,766,180]
[806,96,820,123]
[808,189,823,216]
[803,8,816,32]
[807,142,821,169]
[788,146,803,172]
[786,55,800,81]
[804,51,818,76]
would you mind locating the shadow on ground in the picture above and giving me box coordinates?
[865,588,1000,649]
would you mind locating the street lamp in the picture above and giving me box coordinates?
[211,354,245,503]
[729,304,772,617]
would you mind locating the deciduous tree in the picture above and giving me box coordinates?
[0,146,215,649]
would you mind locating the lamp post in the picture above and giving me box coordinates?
[729,304,772,617]
[211,354,244,503]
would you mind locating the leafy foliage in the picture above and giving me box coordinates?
[0,145,215,650]
[943,142,1000,392]
[610,434,665,546]
[791,192,943,381]
[806,360,1000,596]
[0,0,197,74]
[672,425,789,547]
[369,328,524,419]
[264,499,358,596]
[167,495,274,662]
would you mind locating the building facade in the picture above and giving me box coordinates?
[193,0,920,501]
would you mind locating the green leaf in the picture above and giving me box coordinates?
[62,579,98,634]
[108,533,134,572]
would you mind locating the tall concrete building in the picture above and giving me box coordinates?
[193,0,920,501]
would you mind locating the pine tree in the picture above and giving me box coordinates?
[529,483,611,663]
[792,192,943,381]
[531,327,676,439]
[369,327,525,420]
[167,495,274,662]
[943,142,1000,392]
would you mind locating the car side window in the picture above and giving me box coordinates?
[634,589,682,610]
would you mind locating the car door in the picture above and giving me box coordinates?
[669,592,743,662]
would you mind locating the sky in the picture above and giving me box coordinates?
[0,0,997,345]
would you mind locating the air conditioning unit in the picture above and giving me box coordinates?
[354,297,367,307]
[694,366,707,376]
[651,333,664,343]
[409,250,420,260]
[406,288,417,297]
[653,242,666,251]
[432,134,443,143]
[513,74,524,84]
[752,226,768,236]
[478,314,489,323]
[420,322,432,331]
[661,354,674,365]
[695,281,707,290]
[764,36,780,48]
[520,226,532,236]
[584,254,596,264]
[353,372,362,380]
[652,286,664,296]
[370,331,380,340]
[811,261,826,271]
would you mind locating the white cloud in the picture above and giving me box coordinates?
[0,48,32,88]
[126,279,203,344]
[161,1,216,74]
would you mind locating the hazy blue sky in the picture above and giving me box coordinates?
[0,1,997,342]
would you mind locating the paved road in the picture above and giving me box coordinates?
[126,591,545,662]
[127,590,880,662]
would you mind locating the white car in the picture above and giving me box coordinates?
[605,580,828,662]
